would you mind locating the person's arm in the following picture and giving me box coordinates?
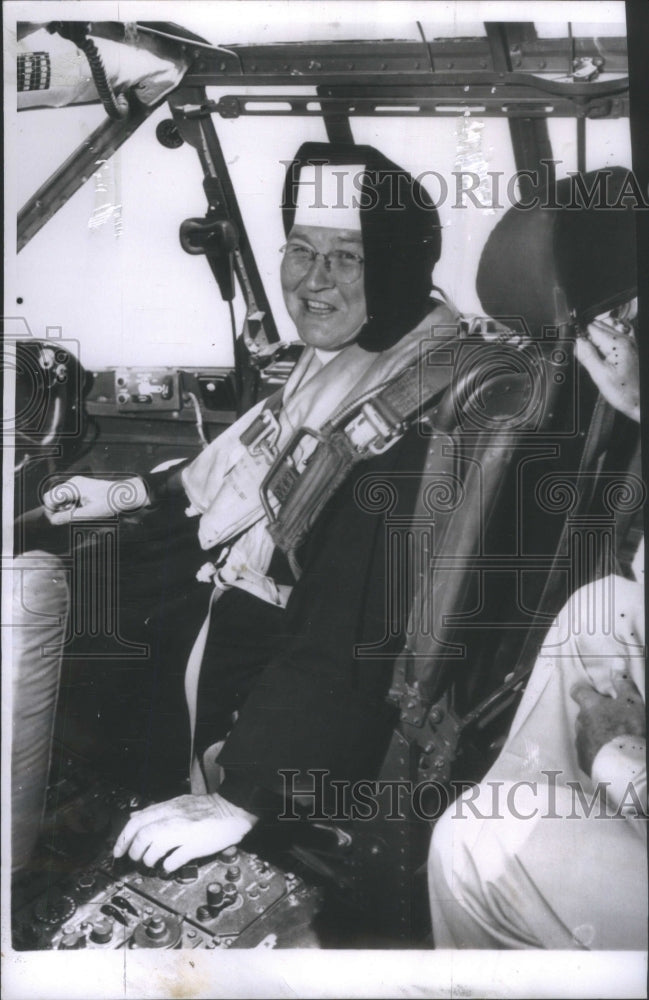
[17,25,187,110]
[42,474,150,524]
[42,460,193,524]
[140,459,193,504]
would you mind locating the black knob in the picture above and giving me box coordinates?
[206,882,224,908]
[196,904,213,922]
[76,873,96,898]
[225,866,241,882]
[156,119,184,149]
[220,846,238,862]
[90,916,113,944]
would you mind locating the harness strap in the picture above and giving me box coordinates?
[262,318,528,573]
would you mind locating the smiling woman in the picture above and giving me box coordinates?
[7,6,645,980]
[20,138,456,891]
[280,226,367,351]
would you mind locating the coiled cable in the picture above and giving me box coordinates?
[77,34,130,120]
[48,22,130,120]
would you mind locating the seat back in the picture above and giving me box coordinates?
[343,167,641,938]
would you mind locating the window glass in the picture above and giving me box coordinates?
[12,7,630,369]
[348,115,518,316]
[15,103,236,369]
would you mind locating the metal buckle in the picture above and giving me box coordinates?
[239,410,282,464]
[344,400,403,456]
[260,425,327,522]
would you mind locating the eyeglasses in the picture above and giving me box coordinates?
[280,242,364,284]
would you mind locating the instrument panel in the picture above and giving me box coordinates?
[12,759,322,951]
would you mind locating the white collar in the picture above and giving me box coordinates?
[315,347,344,366]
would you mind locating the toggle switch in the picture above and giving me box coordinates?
[112,894,139,917]
[101,903,129,926]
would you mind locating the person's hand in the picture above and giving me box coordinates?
[571,673,645,776]
[575,317,640,422]
[113,793,258,872]
[42,475,149,524]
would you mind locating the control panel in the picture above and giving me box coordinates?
[114,369,180,411]
[13,761,322,951]
[84,367,239,425]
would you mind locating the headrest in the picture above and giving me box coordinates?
[476,167,638,336]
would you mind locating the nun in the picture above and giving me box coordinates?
[40,142,457,871]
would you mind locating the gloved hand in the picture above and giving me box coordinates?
[42,474,149,523]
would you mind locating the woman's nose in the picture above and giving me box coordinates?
[302,253,335,290]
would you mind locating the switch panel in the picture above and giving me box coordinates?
[114,369,180,411]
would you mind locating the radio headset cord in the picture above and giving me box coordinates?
[48,22,130,120]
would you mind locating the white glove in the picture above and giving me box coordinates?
[42,474,149,523]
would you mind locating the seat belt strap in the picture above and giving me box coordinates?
[261,320,526,572]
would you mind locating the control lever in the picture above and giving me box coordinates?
[179,217,238,302]
[101,903,130,926]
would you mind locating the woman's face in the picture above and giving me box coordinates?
[281,225,367,351]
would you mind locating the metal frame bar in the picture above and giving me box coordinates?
[179,90,628,120]
[169,87,279,343]
[17,97,154,252]
[485,23,554,175]
[17,22,629,262]
[80,21,628,83]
